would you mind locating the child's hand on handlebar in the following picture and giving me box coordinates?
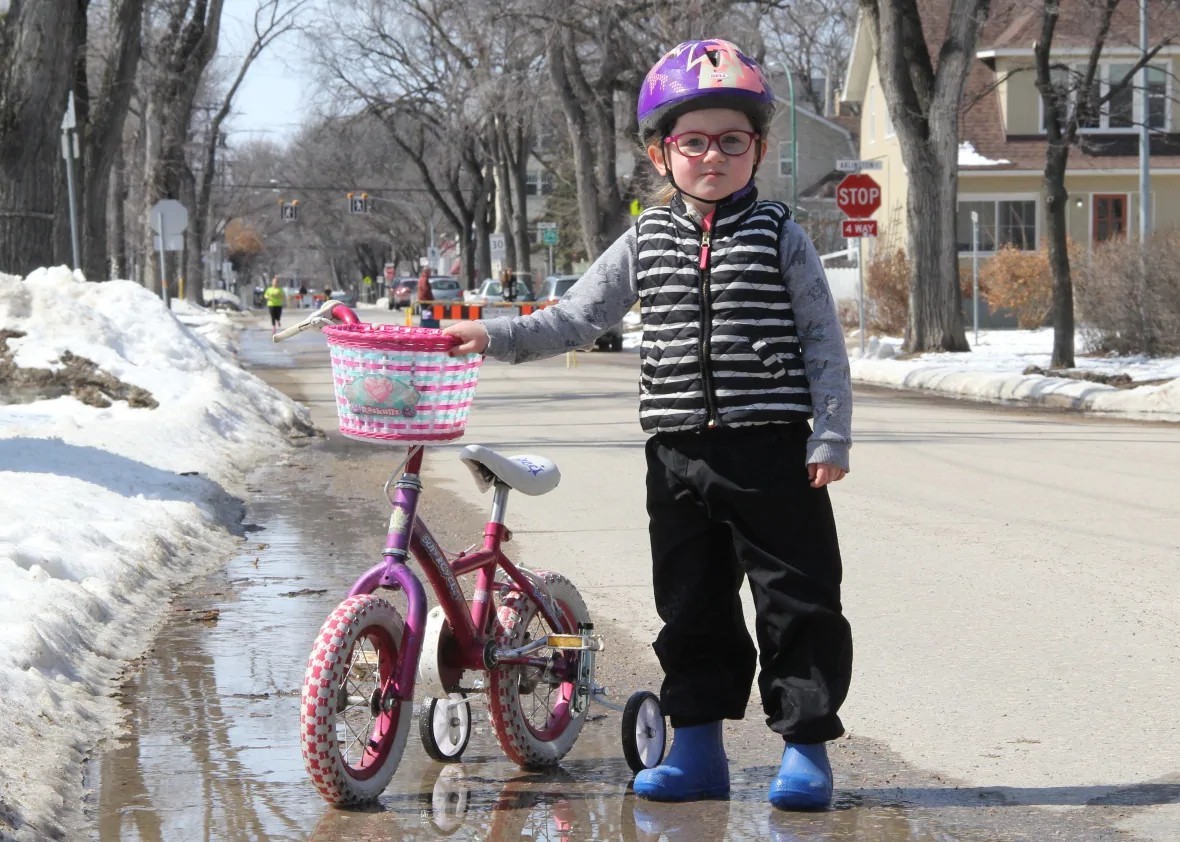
[443,321,489,356]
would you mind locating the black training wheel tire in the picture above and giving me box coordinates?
[621,690,666,773]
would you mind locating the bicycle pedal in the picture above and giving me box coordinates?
[546,633,604,651]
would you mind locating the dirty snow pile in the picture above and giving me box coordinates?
[0,267,310,842]
[851,331,1180,421]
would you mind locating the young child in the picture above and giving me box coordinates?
[444,39,852,812]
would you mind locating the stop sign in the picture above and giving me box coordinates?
[836,173,882,218]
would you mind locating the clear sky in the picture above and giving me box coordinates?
[220,0,317,146]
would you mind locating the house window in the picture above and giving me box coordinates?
[778,140,794,178]
[1041,63,1169,132]
[957,199,1037,252]
[525,170,553,196]
[1093,194,1127,241]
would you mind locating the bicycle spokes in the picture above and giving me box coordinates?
[338,634,397,767]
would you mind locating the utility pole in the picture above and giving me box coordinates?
[1138,0,1151,242]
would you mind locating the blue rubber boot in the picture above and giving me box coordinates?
[768,742,832,810]
[633,721,729,801]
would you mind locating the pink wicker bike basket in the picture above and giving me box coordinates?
[322,323,481,444]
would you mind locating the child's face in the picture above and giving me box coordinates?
[647,107,765,211]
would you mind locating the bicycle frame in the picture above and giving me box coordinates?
[345,445,569,705]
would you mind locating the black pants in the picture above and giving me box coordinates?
[268,305,283,326]
[645,423,852,743]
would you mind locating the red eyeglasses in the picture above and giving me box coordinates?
[663,130,759,157]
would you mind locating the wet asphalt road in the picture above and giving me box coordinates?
[86,311,1173,841]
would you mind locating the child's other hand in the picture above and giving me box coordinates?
[808,463,846,488]
[443,321,489,356]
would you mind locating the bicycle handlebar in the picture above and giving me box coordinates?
[272,300,360,342]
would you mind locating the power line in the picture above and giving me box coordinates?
[228,183,436,192]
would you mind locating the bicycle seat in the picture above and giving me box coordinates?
[459,444,561,496]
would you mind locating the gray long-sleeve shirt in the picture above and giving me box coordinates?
[482,219,852,471]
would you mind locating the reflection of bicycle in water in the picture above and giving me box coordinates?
[418,765,742,842]
[274,302,666,808]
[427,766,577,840]
[305,766,581,841]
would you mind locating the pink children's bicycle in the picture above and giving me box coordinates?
[273,301,667,805]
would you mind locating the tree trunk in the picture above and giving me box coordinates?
[1043,142,1074,367]
[862,0,982,353]
[904,130,968,351]
[110,144,128,278]
[81,0,144,283]
[509,124,531,275]
[491,118,517,271]
[549,30,604,262]
[145,0,224,303]
[0,2,83,275]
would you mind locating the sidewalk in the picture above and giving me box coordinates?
[848,329,1180,422]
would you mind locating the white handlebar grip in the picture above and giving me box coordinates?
[272,322,307,342]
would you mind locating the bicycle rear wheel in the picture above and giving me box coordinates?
[489,570,591,768]
[300,594,412,805]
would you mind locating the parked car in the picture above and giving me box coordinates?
[328,289,357,307]
[425,276,463,302]
[469,274,535,304]
[387,277,416,309]
[535,274,580,305]
[537,274,623,352]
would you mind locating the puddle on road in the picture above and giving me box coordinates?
[87,326,1140,842]
[85,439,942,842]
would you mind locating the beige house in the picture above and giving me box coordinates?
[840,1,1180,271]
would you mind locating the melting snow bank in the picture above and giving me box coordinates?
[851,333,1180,422]
[0,267,313,841]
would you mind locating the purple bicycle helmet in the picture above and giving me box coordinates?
[637,39,775,141]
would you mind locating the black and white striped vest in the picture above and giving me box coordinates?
[635,189,812,433]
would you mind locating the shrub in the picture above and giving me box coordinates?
[835,298,861,331]
[863,248,909,334]
[978,245,1052,329]
[1074,232,1180,356]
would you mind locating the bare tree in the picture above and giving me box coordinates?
[536,0,770,260]
[0,1,85,275]
[141,0,224,296]
[763,0,858,114]
[183,0,309,303]
[312,0,503,286]
[1034,0,1176,366]
[76,0,145,282]
[858,0,989,352]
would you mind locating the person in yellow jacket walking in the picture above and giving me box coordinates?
[264,276,286,332]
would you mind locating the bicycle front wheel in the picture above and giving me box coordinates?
[300,594,412,805]
[489,570,591,768]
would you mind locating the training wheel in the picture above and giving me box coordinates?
[420,692,472,763]
[621,690,666,773]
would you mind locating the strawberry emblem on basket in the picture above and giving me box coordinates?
[343,374,420,417]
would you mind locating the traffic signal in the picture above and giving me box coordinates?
[279,200,299,221]
[347,192,369,214]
